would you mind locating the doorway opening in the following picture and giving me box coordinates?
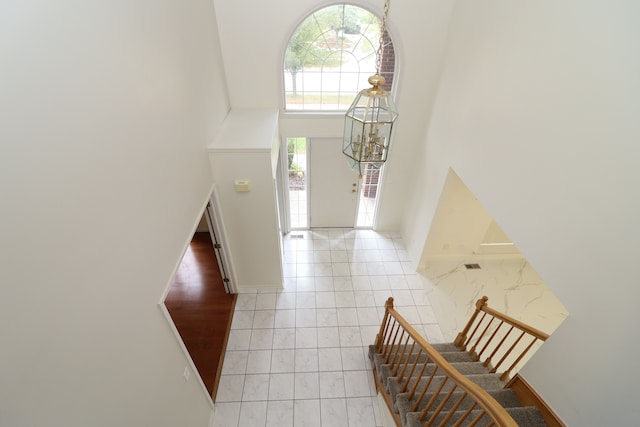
[162,198,236,401]
[285,136,383,229]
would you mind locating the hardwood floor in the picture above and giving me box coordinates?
[164,232,236,399]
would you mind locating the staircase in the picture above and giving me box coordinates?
[369,297,560,426]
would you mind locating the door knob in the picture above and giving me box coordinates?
[352,189,356,193]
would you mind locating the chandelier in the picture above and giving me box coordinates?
[343,0,398,175]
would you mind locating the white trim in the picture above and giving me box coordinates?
[156,182,222,410]
[208,185,239,294]
[234,286,285,294]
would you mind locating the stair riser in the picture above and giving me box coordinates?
[405,406,548,427]
[395,389,523,426]
[377,362,492,385]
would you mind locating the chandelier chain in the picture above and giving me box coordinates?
[375,0,390,75]
[343,0,397,175]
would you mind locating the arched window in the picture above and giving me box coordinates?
[284,4,396,112]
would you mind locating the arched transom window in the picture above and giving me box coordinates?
[284,4,396,112]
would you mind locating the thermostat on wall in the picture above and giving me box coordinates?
[234,180,250,192]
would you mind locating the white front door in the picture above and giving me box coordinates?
[309,137,359,228]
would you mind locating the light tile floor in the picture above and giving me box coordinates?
[213,229,445,427]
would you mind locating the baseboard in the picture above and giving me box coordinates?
[235,286,284,293]
[372,368,402,427]
[506,374,566,427]
[377,393,398,427]
[209,407,216,427]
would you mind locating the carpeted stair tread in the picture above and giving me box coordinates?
[395,388,523,426]
[505,406,548,427]
[369,340,549,426]
[369,345,475,387]
[369,347,429,370]
[368,344,468,368]
[380,360,490,381]
[368,343,459,357]
[439,351,476,363]
[430,343,460,353]
[405,406,547,427]
[377,361,491,390]
[386,373,505,406]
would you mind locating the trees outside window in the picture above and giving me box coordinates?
[284,4,395,111]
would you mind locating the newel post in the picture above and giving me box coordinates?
[454,296,489,348]
[385,297,395,310]
[375,297,395,349]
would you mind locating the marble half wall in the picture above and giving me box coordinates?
[419,256,568,342]
[415,169,568,348]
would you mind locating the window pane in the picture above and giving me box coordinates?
[287,138,307,228]
[284,4,395,112]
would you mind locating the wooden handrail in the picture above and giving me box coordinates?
[456,296,549,344]
[454,296,549,382]
[481,305,549,342]
[374,297,519,427]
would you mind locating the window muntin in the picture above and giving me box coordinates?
[284,4,395,112]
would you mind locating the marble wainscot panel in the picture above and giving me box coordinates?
[418,257,568,343]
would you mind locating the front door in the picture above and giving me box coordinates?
[308,137,359,228]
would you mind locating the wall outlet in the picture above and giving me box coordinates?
[183,366,190,381]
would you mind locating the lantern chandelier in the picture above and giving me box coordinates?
[343,0,398,176]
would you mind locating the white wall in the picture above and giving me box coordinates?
[209,109,283,290]
[404,1,640,425]
[420,169,494,259]
[0,1,230,426]
[212,0,455,230]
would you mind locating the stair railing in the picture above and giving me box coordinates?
[454,296,549,382]
[375,297,518,427]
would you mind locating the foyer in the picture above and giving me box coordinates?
[213,228,444,426]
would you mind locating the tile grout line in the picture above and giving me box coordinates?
[217,230,436,426]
